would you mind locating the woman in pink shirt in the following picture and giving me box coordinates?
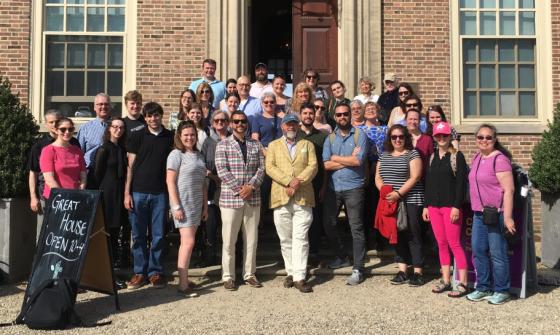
[466,123,515,305]
[40,117,87,199]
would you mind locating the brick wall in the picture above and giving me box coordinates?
[0,2,31,105]
[136,0,207,123]
[382,0,546,234]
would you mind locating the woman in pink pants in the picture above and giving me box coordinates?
[422,121,469,298]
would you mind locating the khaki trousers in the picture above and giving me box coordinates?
[273,199,313,281]
[221,203,260,281]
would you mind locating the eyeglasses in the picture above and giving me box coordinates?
[476,135,493,141]
[306,75,318,80]
[238,83,250,87]
[213,118,227,124]
[335,112,350,117]
[314,105,326,111]
[232,119,247,125]
[201,89,211,94]
[390,135,405,141]
[262,100,275,105]
[406,103,419,108]
[398,91,409,96]
[111,125,125,130]
[58,127,75,133]
[434,134,450,138]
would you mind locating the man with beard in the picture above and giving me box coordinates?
[266,114,317,293]
[322,103,368,286]
[250,62,273,99]
[376,72,399,125]
[298,102,328,263]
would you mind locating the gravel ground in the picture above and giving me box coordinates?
[0,274,559,335]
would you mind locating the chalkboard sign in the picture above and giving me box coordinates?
[23,189,118,309]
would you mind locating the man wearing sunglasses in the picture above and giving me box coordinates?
[188,58,226,109]
[322,103,369,286]
[215,111,265,291]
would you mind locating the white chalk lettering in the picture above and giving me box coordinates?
[51,194,81,215]
[45,232,69,252]
[59,213,87,236]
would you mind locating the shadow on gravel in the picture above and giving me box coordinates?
[0,283,25,298]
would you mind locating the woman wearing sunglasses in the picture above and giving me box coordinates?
[200,111,232,266]
[387,83,415,127]
[312,98,332,134]
[93,118,129,285]
[375,124,424,286]
[466,124,515,305]
[40,117,87,199]
[303,69,329,101]
[422,121,469,298]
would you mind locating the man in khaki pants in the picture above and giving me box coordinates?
[215,111,265,291]
[266,114,318,293]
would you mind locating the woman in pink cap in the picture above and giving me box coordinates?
[422,121,469,298]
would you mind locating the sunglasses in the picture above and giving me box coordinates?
[201,89,211,94]
[58,127,75,133]
[232,119,247,125]
[213,118,227,123]
[434,134,450,138]
[390,135,405,141]
[476,135,493,141]
[314,105,326,111]
[111,125,125,130]
[398,91,409,96]
[406,103,419,108]
[335,112,350,117]
[262,100,275,105]
[306,75,318,79]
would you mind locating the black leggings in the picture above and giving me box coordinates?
[394,203,424,267]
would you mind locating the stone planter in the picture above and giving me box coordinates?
[0,198,37,282]
[541,193,560,269]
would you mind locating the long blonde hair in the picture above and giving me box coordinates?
[290,82,314,113]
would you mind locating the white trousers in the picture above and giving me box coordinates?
[273,200,313,281]
[221,204,260,281]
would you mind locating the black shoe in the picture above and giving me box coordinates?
[390,271,408,285]
[408,273,425,287]
[283,275,294,288]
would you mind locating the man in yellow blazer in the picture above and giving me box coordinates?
[266,114,318,293]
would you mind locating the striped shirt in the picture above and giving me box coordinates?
[77,118,108,168]
[378,150,424,205]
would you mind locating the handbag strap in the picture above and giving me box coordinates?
[474,152,502,208]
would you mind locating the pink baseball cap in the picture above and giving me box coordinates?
[433,121,451,136]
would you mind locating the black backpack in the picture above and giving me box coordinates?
[15,278,81,330]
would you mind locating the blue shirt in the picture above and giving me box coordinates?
[77,118,108,168]
[189,78,226,109]
[323,126,368,192]
[239,96,263,118]
[358,124,387,162]
[249,113,282,147]
[397,115,428,133]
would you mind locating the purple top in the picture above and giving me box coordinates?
[468,152,512,212]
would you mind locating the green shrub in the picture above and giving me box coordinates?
[0,77,39,198]
[529,103,560,195]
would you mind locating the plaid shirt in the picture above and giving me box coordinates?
[215,135,265,208]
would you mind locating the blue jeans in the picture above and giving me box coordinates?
[129,192,168,277]
[323,187,366,271]
[471,212,510,293]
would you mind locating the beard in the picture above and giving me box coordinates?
[285,130,297,140]
[337,121,351,130]
[257,74,267,82]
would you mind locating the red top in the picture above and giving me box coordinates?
[39,144,86,199]
[414,134,434,178]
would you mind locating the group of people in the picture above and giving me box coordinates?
[27,58,517,305]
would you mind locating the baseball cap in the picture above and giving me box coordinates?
[282,114,299,125]
[255,62,267,70]
[432,121,451,136]
[384,72,396,83]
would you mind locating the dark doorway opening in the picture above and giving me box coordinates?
[250,0,292,89]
